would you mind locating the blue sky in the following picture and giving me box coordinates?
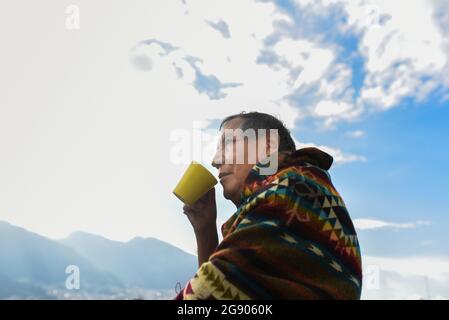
[292,62,449,258]
[1,0,448,299]
[324,94,449,257]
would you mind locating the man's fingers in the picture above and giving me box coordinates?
[183,204,199,215]
[183,205,193,215]
[209,187,216,201]
[183,188,215,214]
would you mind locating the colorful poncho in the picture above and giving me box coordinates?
[174,147,362,300]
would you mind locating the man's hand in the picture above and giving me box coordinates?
[183,187,217,233]
[182,187,218,267]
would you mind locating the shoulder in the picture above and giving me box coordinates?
[267,162,334,193]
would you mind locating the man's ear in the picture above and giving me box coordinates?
[265,129,280,155]
[259,135,279,175]
[255,129,281,176]
[255,129,279,162]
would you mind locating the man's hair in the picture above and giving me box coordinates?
[219,111,296,152]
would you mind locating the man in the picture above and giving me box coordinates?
[174,112,362,299]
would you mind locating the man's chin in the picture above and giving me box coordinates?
[222,189,232,200]
[222,186,235,201]
[222,186,240,205]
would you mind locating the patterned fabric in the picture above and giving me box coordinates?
[174,147,362,300]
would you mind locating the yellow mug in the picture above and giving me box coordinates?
[173,161,218,205]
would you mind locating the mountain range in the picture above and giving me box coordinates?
[0,221,197,299]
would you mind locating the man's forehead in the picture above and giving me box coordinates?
[218,118,268,144]
[219,117,244,135]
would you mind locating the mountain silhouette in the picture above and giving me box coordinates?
[0,221,123,292]
[61,231,197,290]
[0,220,197,298]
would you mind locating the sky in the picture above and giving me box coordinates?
[0,0,448,299]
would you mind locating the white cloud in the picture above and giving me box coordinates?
[273,38,335,89]
[314,100,352,117]
[129,0,301,127]
[338,0,448,110]
[262,35,361,126]
[346,130,365,138]
[295,139,366,164]
[354,218,430,230]
[270,0,449,125]
[363,255,449,299]
[131,0,449,132]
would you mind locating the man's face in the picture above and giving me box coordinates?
[211,117,261,206]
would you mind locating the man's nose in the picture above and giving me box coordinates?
[211,157,220,170]
[211,150,222,170]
